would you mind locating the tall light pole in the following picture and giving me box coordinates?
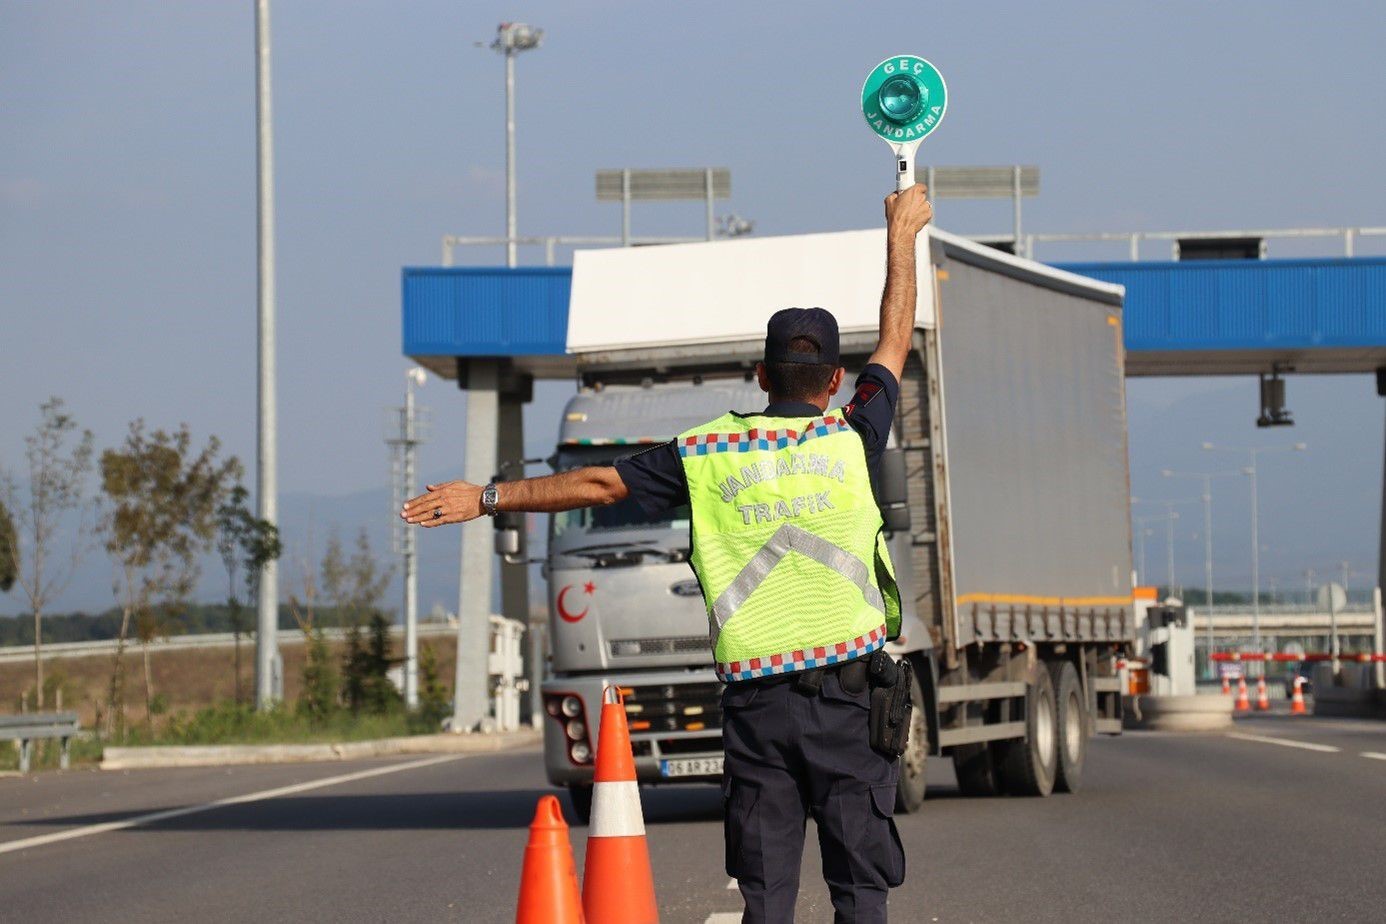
[1133,513,1177,589]
[490,22,543,268]
[1203,441,1308,668]
[1132,498,1198,595]
[388,369,429,709]
[1164,469,1241,676]
[254,0,281,708]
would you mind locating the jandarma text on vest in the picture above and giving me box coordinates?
[717,450,847,503]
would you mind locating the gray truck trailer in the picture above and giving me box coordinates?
[525,227,1134,820]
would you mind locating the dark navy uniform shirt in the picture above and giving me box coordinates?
[614,364,900,516]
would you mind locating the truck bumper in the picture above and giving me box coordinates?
[540,668,725,787]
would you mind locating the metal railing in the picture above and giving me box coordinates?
[1019,225,1386,262]
[0,622,458,665]
[441,225,1386,267]
[442,234,705,267]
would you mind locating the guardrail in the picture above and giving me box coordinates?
[0,712,81,772]
[0,623,458,665]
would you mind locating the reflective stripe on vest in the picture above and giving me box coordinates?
[677,415,853,457]
[716,624,888,683]
[710,521,886,647]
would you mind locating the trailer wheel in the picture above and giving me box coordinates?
[1049,660,1086,793]
[895,665,928,813]
[567,784,593,825]
[950,743,1001,797]
[995,663,1058,797]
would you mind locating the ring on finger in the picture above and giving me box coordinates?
[432,507,443,519]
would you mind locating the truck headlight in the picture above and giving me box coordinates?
[565,719,586,741]
[561,696,582,718]
[569,741,592,764]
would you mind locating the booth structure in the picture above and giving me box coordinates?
[402,232,1386,729]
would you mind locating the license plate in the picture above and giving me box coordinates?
[659,756,723,778]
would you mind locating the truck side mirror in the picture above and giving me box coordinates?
[493,511,525,559]
[494,526,520,558]
[877,448,911,534]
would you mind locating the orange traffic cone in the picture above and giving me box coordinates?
[1255,677,1271,711]
[516,795,585,924]
[1221,675,1231,695]
[582,686,659,924]
[1290,677,1308,715]
[1235,677,1250,712]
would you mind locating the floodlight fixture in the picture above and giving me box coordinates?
[492,22,543,53]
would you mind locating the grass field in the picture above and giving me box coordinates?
[1,634,461,770]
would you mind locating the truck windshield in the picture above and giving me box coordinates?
[550,447,689,543]
[553,499,690,538]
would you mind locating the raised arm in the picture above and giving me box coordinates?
[867,183,933,382]
[401,466,629,528]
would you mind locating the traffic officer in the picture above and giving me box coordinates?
[403,183,933,923]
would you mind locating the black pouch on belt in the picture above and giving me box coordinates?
[868,651,914,757]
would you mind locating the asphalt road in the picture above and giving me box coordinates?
[2,712,1384,923]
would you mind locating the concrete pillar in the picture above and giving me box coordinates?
[452,359,499,731]
[496,389,536,725]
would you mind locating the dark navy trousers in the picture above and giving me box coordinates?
[721,669,905,923]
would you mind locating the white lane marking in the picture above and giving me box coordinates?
[1226,732,1340,753]
[1362,752,1386,761]
[726,877,738,890]
[0,754,465,856]
[704,915,742,923]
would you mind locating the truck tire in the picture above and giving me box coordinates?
[994,663,1058,797]
[567,784,593,825]
[951,742,1001,797]
[1049,660,1086,793]
[895,665,928,813]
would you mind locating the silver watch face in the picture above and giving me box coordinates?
[483,485,499,512]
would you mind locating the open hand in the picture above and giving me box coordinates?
[400,481,484,527]
[885,183,932,238]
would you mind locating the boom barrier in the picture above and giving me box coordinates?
[1210,652,1386,663]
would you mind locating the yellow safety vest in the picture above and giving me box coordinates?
[677,409,901,682]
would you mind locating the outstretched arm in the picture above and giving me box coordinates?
[401,466,629,528]
[868,183,933,382]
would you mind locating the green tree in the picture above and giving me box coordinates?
[322,527,398,715]
[0,500,16,593]
[216,484,281,704]
[342,611,401,715]
[0,398,96,710]
[101,421,240,736]
[321,527,393,628]
[417,643,450,729]
[299,627,337,722]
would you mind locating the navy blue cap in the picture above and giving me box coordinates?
[764,307,840,365]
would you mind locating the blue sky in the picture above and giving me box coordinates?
[2,1,1385,614]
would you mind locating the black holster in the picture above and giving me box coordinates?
[867,650,914,757]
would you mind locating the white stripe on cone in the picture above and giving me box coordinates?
[589,780,646,838]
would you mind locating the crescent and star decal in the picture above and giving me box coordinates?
[557,581,595,623]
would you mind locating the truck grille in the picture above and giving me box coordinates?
[620,681,724,734]
[609,636,709,657]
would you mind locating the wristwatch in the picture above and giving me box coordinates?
[481,482,500,517]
